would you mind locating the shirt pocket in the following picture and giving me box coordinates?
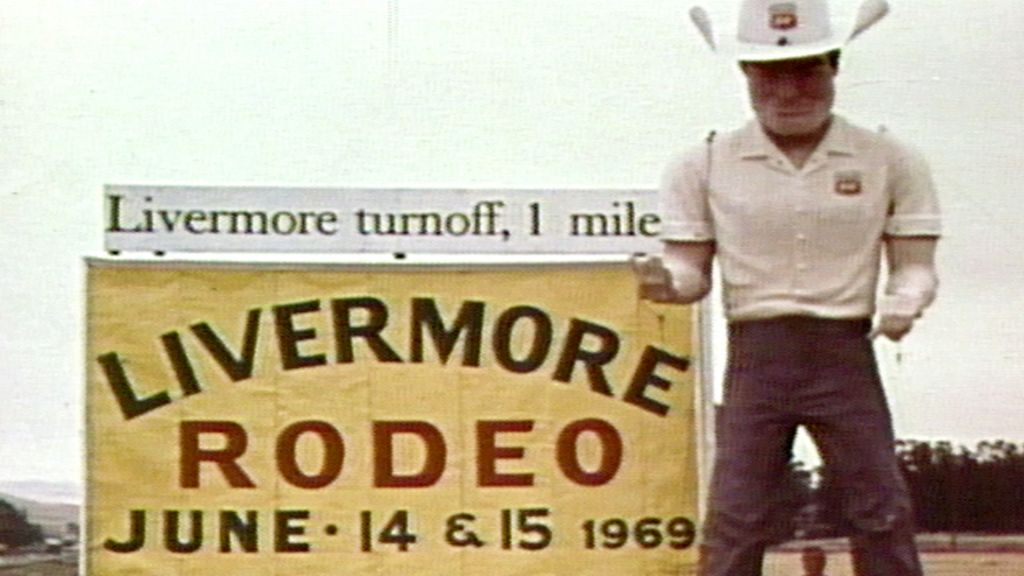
[812,173,887,256]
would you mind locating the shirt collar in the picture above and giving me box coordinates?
[737,114,856,159]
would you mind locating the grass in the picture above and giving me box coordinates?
[776,532,1024,553]
[765,551,1024,576]
[0,560,75,576]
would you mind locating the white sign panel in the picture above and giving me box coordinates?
[104,186,662,254]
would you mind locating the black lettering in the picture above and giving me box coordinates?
[332,297,402,363]
[219,510,258,553]
[638,213,661,236]
[492,306,552,373]
[410,298,484,366]
[275,510,310,553]
[103,509,146,553]
[552,319,620,396]
[105,194,128,232]
[183,210,207,233]
[162,332,202,396]
[97,352,172,420]
[164,510,203,553]
[158,209,184,233]
[316,212,339,235]
[622,346,690,416]
[355,209,371,235]
[570,213,611,236]
[271,212,298,234]
[191,309,261,381]
[274,300,327,370]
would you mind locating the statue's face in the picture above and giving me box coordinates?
[743,55,836,137]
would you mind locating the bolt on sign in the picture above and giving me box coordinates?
[86,260,700,575]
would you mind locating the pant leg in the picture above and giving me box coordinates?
[801,321,923,576]
[702,320,802,576]
[703,404,796,576]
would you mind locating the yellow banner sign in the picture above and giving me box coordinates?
[86,261,699,575]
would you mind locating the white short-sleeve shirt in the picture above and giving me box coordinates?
[660,115,941,321]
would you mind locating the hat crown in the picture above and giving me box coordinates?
[738,0,832,47]
[688,0,889,62]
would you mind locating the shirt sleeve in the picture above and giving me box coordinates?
[659,143,715,242]
[883,136,942,237]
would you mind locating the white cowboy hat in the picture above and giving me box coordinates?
[689,0,889,62]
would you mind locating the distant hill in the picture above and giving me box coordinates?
[0,493,79,538]
[0,481,80,506]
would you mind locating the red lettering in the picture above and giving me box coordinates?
[180,421,256,488]
[556,418,623,486]
[373,421,446,488]
[276,421,345,489]
[476,420,535,487]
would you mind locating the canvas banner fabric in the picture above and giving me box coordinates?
[86,261,699,575]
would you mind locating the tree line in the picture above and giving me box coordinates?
[896,439,1024,533]
[787,439,1024,539]
[0,498,43,549]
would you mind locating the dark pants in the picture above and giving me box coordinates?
[701,316,923,576]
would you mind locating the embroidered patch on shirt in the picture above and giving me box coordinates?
[769,3,798,30]
[834,170,863,195]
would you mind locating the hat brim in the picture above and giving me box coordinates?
[729,36,846,62]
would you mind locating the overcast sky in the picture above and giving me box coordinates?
[2,0,1022,487]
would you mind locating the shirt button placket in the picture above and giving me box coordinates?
[793,181,810,299]
[797,156,827,297]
